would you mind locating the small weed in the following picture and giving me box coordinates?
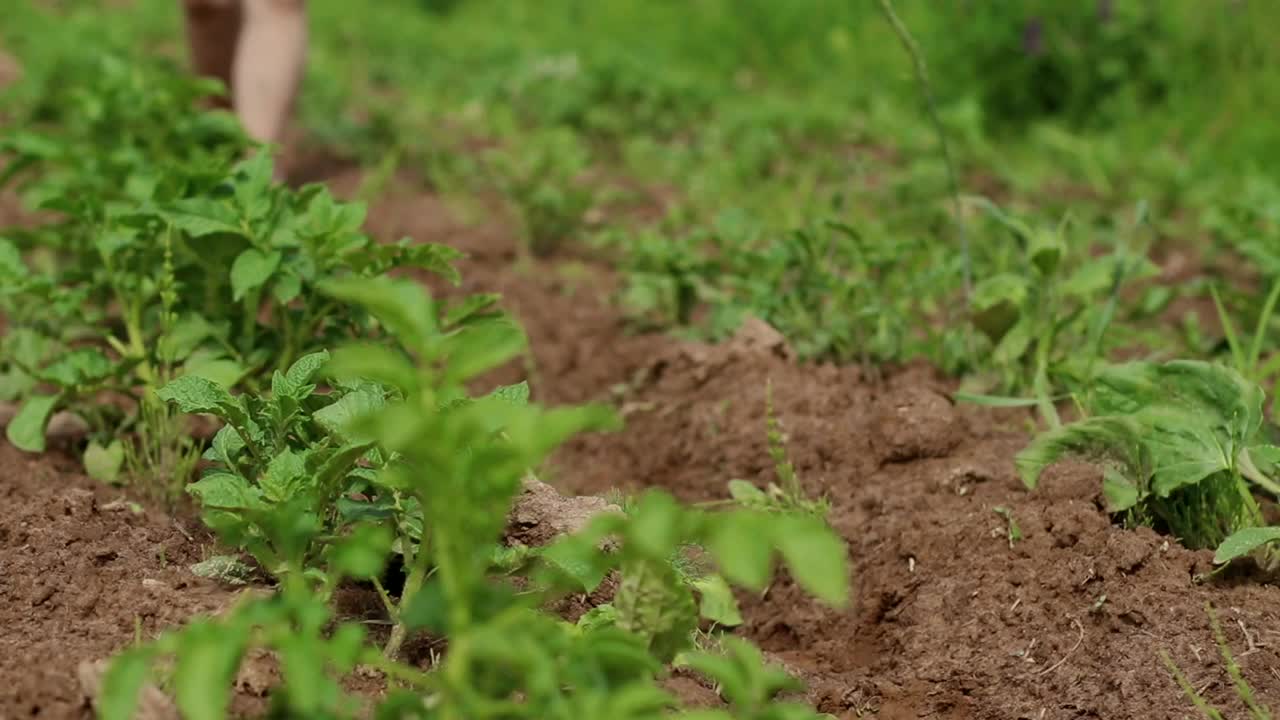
[1162,603,1273,720]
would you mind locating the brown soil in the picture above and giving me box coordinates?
[4,158,1280,719]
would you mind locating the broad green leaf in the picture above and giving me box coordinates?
[230,248,282,301]
[320,276,437,353]
[1015,415,1145,490]
[627,491,685,560]
[97,648,156,720]
[6,393,60,452]
[188,473,263,510]
[395,241,463,284]
[163,198,242,237]
[204,425,245,467]
[540,534,613,592]
[182,357,245,389]
[157,375,237,416]
[314,389,386,444]
[329,524,392,580]
[691,574,743,627]
[774,515,849,607]
[442,319,526,381]
[324,344,418,394]
[283,350,330,392]
[84,440,125,485]
[1101,467,1140,512]
[706,512,774,591]
[259,449,307,503]
[172,620,245,720]
[1214,526,1280,565]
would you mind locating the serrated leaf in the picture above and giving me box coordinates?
[84,440,125,485]
[230,248,281,301]
[157,375,237,416]
[188,473,263,510]
[189,555,254,585]
[6,393,60,452]
[276,350,329,399]
[259,449,307,503]
[1214,526,1280,565]
[774,515,848,608]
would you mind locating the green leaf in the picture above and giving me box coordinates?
[189,555,254,585]
[691,574,743,627]
[38,348,115,387]
[330,524,392,580]
[324,344,419,394]
[540,534,613,592]
[706,512,774,591]
[442,319,527,381]
[188,473,263,510]
[183,357,246,389]
[97,648,156,720]
[774,515,849,608]
[157,375,236,416]
[727,479,768,504]
[313,389,386,444]
[271,350,329,401]
[230,248,282,301]
[320,276,437,352]
[6,393,60,452]
[1214,526,1280,565]
[204,425,245,467]
[259,449,307,503]
[172,620,246,720]
[162,198,242,237]
[84,440,125,485]
[1101,467,1141,512]
[487,381,530,406]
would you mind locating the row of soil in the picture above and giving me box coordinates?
[2,158,1279,719]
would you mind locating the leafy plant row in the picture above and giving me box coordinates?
[0,32,849,720]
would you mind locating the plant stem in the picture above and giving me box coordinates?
[874,0,971,308]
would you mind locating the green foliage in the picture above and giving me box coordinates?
[1017,360,1280,562]
[491,128,596,257]
[109,274,849,716]
[963,199,1157,413]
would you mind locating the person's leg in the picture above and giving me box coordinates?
[180,0,242,109]
[232,0,307,146]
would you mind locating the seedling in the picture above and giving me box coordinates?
[1161,603,1273,720]
[992,506,1022,548]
